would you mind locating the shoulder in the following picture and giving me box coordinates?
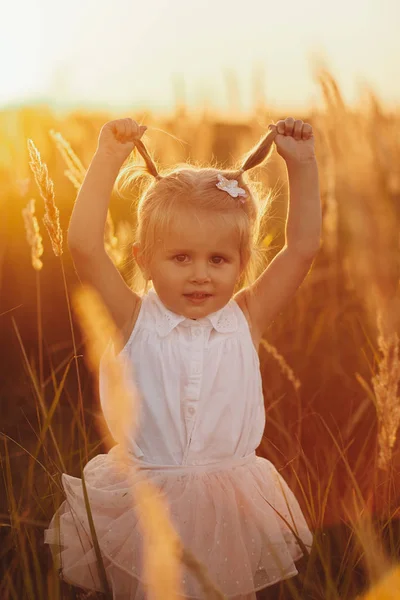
[119,293,143,349]
[232,290,261,352]
[118,288,163,349]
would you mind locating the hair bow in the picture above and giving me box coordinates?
[216,174,247,203]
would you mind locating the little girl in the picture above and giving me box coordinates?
[45,116,321,599]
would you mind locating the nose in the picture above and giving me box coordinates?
[189,261,211,283]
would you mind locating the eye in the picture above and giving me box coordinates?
[173,254,225,264]
[174,254,188,263]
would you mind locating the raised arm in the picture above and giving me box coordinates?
[234,118,322,343]
[68,118,146,341]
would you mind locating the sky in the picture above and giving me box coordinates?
[1,0,399,115]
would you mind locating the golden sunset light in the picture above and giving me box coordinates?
[2,0,400,598]
[2,0,400,113]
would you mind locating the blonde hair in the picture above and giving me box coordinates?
[115,128,278,296]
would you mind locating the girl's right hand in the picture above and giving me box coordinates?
[96,118,147,163]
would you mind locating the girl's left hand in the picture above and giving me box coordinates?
[269,118,315,165]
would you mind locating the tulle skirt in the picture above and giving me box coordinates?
[44,446,313,599]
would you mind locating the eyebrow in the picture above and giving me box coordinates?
[167,249,190,253]
[166,248,233,255]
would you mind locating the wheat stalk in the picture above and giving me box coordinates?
[260,338,301,392]
[27,139,63,256]
[22,198,43,271]
[49,129,86,184]
[371,312,400,471]
[49,130,126,266]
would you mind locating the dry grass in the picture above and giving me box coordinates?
[1,66,400,598]
[22,198,43,272]
[27,138,63,257]
[371,315,400,471]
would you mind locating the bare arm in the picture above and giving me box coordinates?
[68,151,120,252]
[285,158,321,254]
[68,149,139,336]
[236,159,321,340]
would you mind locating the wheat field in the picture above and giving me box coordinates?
[1,68,400,599]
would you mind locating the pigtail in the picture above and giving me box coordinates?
[239,126,277,174]
[115,123,280,297]
[115,135,162,202]
[132,138,161,180]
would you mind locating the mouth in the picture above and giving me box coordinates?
[184,293,212,302]
[184,292,212,298]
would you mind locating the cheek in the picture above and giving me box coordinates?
[226,261,241,276]
[160,262,183,280]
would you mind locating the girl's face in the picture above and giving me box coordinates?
[136,208,243,319]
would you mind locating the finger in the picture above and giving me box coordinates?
[130,118,142,139]
[302,123,313,139]
[122,118,131,139]
[284,117,295,136]
[131,119,141,138]
[275,120,286,135]
[114,120,125,141]
[129,119,145,139]
[125,118,133,139]
[293,120,303,141]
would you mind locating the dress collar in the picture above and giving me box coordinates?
[148,288,238,338]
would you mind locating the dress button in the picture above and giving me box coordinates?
[193,328,202,336]
[188,406,195,415]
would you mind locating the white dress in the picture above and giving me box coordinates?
[44,287,313,599]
